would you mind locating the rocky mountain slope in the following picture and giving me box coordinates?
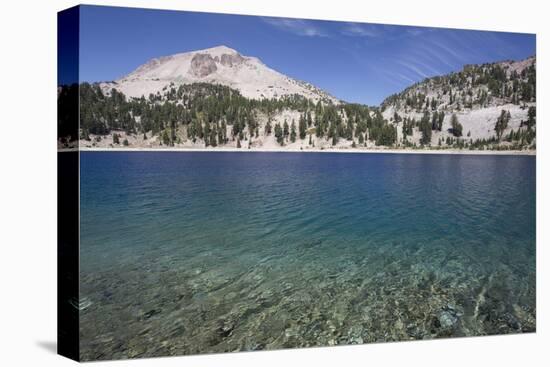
[381,57,536,148]
[101,45,339,104]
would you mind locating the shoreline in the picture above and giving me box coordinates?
[74,147,536,156]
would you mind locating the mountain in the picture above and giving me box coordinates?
[61,50,536,152]
[380,56,536,148]
[101,45,339,104]
[382,56,536,110]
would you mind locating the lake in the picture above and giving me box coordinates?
[79,151,536,360]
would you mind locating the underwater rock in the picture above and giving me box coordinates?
[245,341,265,351]
[438,309,459,329]
[303,239,323,249]
[167,319,186,337]
[346,326,364,344]
[285,325,300,338]
[143,309,161,319]
[217,319,235,338]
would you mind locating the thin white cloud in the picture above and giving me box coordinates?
[447,32,485,60]
[365,63,410,89]
[342,23,381,38]
[417,43,457,69]
[342,23,433,45]
[405,27,434,37]
[396,73,417,84]
[395,60,432,79]
[430,38,467,62]
[261,17,328,37]
[410,57,443,76]
[406,28,424,36]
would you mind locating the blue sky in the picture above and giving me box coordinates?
[78,5,535,105]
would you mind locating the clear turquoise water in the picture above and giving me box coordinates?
[79,152,536,360]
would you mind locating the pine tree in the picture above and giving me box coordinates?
[451,114,463,137]
[210,128,217,147]
[221,120,227,143]
[283,119,289,140]
[299,114,307,139]
[420,111,432,145]
[162,130,170,145]
[266,118,272,135]
[274,123,284,146]
[290,120,297,142]
[527,106,536,128]
[306,111,313,127]
[495,109,510,140]
[431,112,438,130]
[81,128,90,141]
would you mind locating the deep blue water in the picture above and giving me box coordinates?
[79,152,536,360]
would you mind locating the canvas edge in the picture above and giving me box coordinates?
[57,4,81,362]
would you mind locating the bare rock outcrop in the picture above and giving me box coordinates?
[189,53,217,78]
[220,53,245,67]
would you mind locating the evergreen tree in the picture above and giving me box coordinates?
[299,114,307,139]
[290,120,297,142]
[431,112,438,130]
[81,128,90,141]
[374,125,397,146]
[451,113,463,137]
[221,120,227,143]
[265,118,272,135]
[527,106,536,129]
[210,128,217,147]
[495,109,510,140]
[162,130,170,145]
[274,123,284,146]
[420,122,432,145]
[283,119,289,140]
[420,111,432,145]
[306,111,313,127]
